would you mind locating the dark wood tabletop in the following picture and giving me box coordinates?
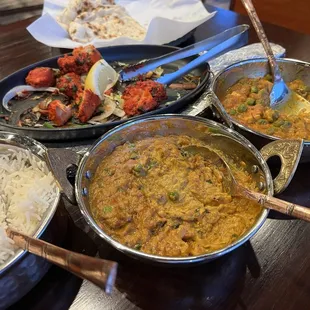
[2,3,310,310]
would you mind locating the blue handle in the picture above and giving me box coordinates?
[157,29,248,85]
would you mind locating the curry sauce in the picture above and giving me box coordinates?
[89,135,262,257]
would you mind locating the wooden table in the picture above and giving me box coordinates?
[2,4,310,310]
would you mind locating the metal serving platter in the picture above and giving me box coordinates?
[0,45,211,141]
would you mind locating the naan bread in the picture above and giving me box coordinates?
[57,0,146,42]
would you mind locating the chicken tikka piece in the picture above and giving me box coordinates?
[57,45,102,75]
[122,80,167,116]
[56,72,83,98]
[25,67,56,88]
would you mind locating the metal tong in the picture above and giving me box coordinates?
[120,24,249,84]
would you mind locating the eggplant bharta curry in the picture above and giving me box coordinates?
[90,135,262,257]
[222,76,310,139]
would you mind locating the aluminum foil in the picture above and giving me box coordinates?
[181,43,286,116]
[208,42,285,75]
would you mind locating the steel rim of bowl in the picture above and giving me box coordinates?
[0,132,61,274]
[211,57,310,143]
[75,114,272,264]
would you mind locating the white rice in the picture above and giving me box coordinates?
[0,147,58,265]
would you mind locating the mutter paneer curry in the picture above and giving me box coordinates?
[222,76,310,139]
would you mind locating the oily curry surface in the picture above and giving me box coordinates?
[89,135,262,257]
[222,76,310,139]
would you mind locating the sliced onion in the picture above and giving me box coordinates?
[2,85,59,112]
[113,107,125,118]
[88,98,116,122]
[87,119,108,125]
[38,97,54,110]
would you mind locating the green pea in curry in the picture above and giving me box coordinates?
[89,135,262,257]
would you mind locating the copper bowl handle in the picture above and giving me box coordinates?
[46,148,82,204]
[260,139,303,194]
[7,229,118,294]
[205,91,234,128]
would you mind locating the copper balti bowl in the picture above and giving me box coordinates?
[48,114,303,265]
[209,58,310,161]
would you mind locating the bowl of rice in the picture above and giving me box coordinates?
[0,132,60,309]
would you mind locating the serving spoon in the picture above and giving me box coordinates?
[241,0,310,115]
[5,227,118,294]
[183,145,310,221]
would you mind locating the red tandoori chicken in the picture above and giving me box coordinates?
[122,80,167,116]
[21,44,173,127]
[25,67,56,88]
[56,72,82,99]
[47,100,73,126]
[24,45,103,126]
[57,45,102,75]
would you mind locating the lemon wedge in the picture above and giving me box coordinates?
[84,59,119,100]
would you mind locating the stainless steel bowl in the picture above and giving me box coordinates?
[209,57,310,161]
[48,114,303,265]
[0,132,61,309]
